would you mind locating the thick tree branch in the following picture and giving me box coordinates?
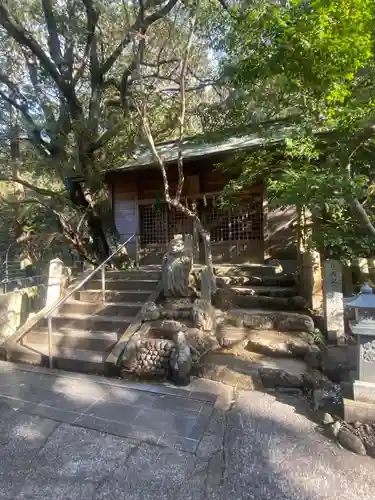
[0,88,50,156]
[100,0,179,76]
[41,0,63,67]
[0,174,65,198]
[340,120,375,236]
[0,4,82,118]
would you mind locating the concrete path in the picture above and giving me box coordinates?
[0,361,374,500]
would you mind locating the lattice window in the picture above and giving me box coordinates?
[167,205,193,241]
[203,196,262,242]
[139,204,167,245]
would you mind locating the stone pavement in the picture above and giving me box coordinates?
[0,361,374,500]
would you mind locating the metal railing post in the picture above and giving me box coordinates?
[48,315,53,369]
[135,235,140,268]
[101,265,106,304]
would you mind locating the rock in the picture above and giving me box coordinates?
[235,295,291,311]
[322,412,334,425]
[192,299,216,332]
[304,345,322,369]
[353,420,362,429]
[245,330,311,358]
[162,234,194,297]
[216,323,249,348]
[164,297,193,309]
[338,429,366,455]
[288,296,309,310]
[227,310,314,333]
[259,368,303,389]
[278,315,314,333]
[278,274,297,286]
[331,420,341,437]
[216,276,231,288]
[302,370,334,391]
[158,320,187,336]
[168,331,192,385]
[185,327,219,353]
[141,302,160,321]
[213,287,236,310]
[247,276,263,286]
[321,345,357,382]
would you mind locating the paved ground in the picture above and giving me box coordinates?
[0,361,374,499]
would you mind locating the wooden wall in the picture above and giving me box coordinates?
[107,157,297,265]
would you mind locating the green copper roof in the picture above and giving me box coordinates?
[110,125,295,172]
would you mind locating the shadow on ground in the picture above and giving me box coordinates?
[0,362,374,499]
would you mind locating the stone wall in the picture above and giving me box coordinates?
[0,286,46,340]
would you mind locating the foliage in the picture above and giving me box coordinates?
[0,0,217,263]
[219,0,375,260]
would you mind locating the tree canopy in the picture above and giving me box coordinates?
[0,0,220,264]
[219,0,375,260]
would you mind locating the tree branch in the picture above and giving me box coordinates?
[41,0,63,67]
[0,4,82,118]
[176,0,199,202]
[100,0,179,76]
[0,175,65,198]
[0,88,50,156]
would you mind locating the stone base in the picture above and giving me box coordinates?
[344,398,375,424]
[354,380,375,404]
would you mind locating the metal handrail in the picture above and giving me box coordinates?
[46,233,136,368]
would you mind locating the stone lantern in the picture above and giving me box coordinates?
[344,283,375,422]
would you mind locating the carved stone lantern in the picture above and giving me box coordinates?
[345,284,375,414]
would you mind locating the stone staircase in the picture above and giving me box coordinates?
[15,266,162,374]
[212,263,315,358]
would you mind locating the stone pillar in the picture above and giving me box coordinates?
[46,258,64,308]
[297,207,323,313]
[323,259,345,343]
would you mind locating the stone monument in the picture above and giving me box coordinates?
[344,284,375,423]
[323,259,344,343]
[46,258,64,308]
[162,234,194,297]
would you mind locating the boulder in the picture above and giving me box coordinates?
[157,320,188,336]
[169,331,193,385]
[216,323,249,348]
[302,369,334,391]
[322,412,334,425]
[338,429,367,455]
[259,368,303,389]
[141,302,160,321]
[277,314,314,333]
[321,345,357,383]
[245,330,312,358]
[228,309,314,333]
[304,345,322,369]
[185,327,220,353]
[213,287,236,310]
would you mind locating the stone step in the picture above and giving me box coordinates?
[231,286,299,298]
[20,342,106,374]
[48,312,133,332]
[83,278,159,291]
[230,293,308,311]
[226,308,315,333]
[59,299,143,317]
[106,268,162,281]
[23,327,118,351]
[212,263,280,278]
[76,289,153,303]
